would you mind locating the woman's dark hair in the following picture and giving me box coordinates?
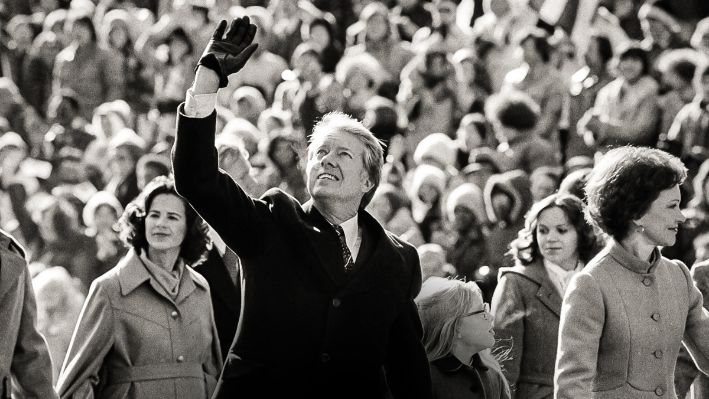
[266,134,300,173]
[485,91,540,131]
[69,15,97,42]
[118,176,210,265]
[585,146,687,241]
[617,44,650,76]
[508,193,597,265]
[519,28,551,63]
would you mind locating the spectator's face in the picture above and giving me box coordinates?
[57,158,83,183]
[308,25,331,49]
[457,121,483,150]
[455,300,495,351]
[11,23,34,49]
[618,57,644,83]
[521,38,541,65]
[642,18,672,45]
[272,140,297,168]
[145,194,188,253]
[366,13,389,41]
[531,173,557,203]
[634,184,685,247]
[536,206,579,268]
[434,1,456,26]
[37,0,59,12]
[696,31,709,53]
[307,131,372,206]
[138,165,165,190]
[458,58,476,83]
[94,205,118,233]
[69,21,93,46]
[109,147,134,179]
[109,25,129,49]
[452,205,477,232]
[48,97,76,125]
[417,182,439,205]
[294,53,322,83]
[584,39,602,70]
[491,191,512,220]
[169,37,190,61]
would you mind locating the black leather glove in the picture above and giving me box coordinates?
[197,16,258,88]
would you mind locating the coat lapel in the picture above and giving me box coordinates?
[300,200,347,288]
[519,261,563,318]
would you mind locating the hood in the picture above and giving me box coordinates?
[483,169,532,225]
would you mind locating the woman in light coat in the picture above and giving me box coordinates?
[57,177,222,398]
[492,193,598,398]
[554,146,709,398]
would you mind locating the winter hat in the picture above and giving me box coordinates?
[638,0,681,34]
[445,183,488,225]
[413,133,457,169]
[82,191,123,228]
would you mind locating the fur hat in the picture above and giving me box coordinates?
[638,0,681,34]
[413,133,457,170]
[446,183,488,225]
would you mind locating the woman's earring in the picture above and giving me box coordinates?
[637,224,645,233]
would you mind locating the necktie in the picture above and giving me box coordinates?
[334,225,354,273]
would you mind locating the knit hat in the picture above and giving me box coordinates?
[413,133,457,169]
[445,183,488,225]
[638,0,681,34]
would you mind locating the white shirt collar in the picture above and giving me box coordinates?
[339,214,359,253]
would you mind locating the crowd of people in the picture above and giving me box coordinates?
[4,0,709,397]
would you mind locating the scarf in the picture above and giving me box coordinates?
[138,251,184,300]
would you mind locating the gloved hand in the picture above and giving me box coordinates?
[197,16,258,88]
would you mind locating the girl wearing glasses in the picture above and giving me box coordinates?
[416,277,510,398]
[490,193,598,398]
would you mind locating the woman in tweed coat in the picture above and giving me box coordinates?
[554,147,709,399]
[57,177,222,398]
[491,193,597,398]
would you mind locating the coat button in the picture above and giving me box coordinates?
[651,313,660,321]
[320,353,330,363]
[177,355,184,363]
[642,277,652,286]
[655,386,664,396]
[171,311,179,319]
[654,350,663,359]
[332,298,341,308]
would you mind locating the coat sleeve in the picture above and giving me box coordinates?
[554,272,604,399]
[491,274,524,395]
[203,285,223,398]
[384,245,432,399]
[11,266,59,399]
[680,261,709,374]
[172,108,273,257]
[56,281,115,399]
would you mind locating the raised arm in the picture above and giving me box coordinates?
[172,18,272,256]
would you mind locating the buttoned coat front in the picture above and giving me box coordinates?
[491,261,563,399]
[0,229,57,399]
[554,241,709,399]
[172,107,432,399]
[56,249,222,399]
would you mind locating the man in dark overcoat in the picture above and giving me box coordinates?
[172,17,432,399]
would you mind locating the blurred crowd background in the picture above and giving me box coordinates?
[2,0,709,384]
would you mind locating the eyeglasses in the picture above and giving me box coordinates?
[462,303,490,320]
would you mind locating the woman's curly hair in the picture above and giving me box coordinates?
[508,193,598,265]
[118,176,210,265]
[585,147,687,241]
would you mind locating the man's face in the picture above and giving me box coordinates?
[306,131,372,206]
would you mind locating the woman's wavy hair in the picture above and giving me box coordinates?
[508,193,597,265]
[118,176,210,265]
[585,146,686,241]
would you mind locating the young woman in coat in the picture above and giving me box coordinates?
[416,277,510,399]
[491,193,597,398]
[56,176,222,399]
[555,146,709,398]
